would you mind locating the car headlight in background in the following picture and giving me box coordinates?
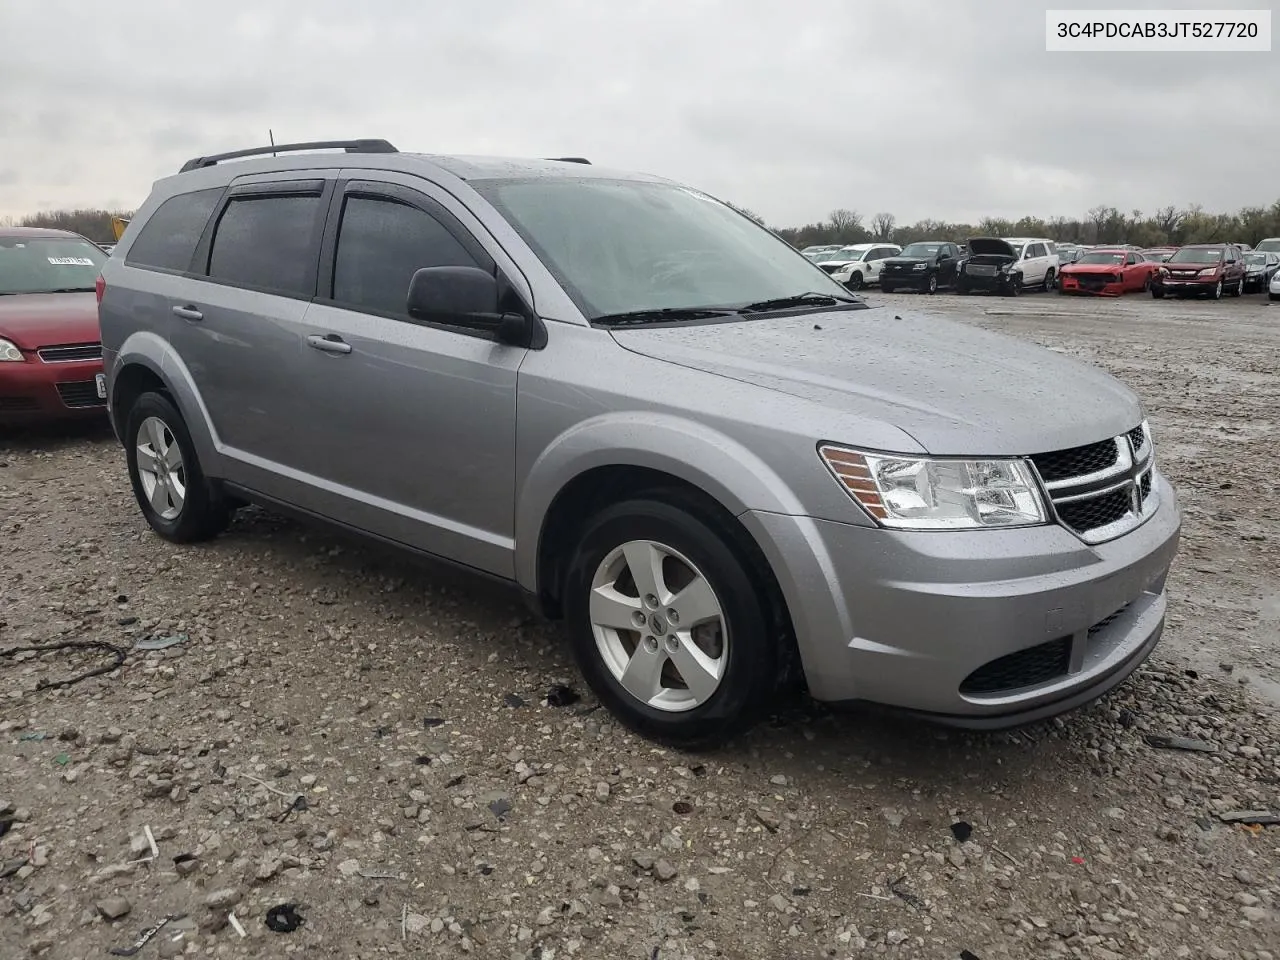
[912,263,927,270]
[0,338,25,362]
[1198,267,1218,276]
[818,445,1047,530]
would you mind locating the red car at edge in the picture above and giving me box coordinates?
[1057,247,1158,296]
[0,227,109,426]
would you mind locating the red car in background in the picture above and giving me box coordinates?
[0,227,109,425]
[1057,247,1157,296]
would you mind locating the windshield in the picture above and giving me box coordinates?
[1168,246,1223,263]
[900,243,941,257]
[817,248,862,262]
[1077,251,1125,265]
[1244,253,1267,265]
[0,236,107,295]
[1255,239,1280,253]
[472,178,850,319]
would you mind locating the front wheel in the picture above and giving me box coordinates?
[925,274,938,295]
[845,272,864,291]
[1002,277,1021,297]
[125,392,231,543]
[1209,279,1223,300]
[1230,279,1243,297]
[563,496,783,747]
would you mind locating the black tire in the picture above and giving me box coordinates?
[124,391,231,543]
[925,274,938,295]
[1230,279,1243,297]
[1002,276,1021,297]
[1150,285,1164,298]
[563,496,783,747]
[846,272,864,291]
[1209,279,1223,300]
[1041,268,1055,292]
[881,283,896,294]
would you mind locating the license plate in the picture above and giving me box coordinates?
[95,373,106,399]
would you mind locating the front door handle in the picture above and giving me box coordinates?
[306,334,352,355]
[172,305,203,321]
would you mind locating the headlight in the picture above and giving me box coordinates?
[0,338,24,362]
[912,263,927,270]
[1198,267,1217,276]
[818,445,1047,530]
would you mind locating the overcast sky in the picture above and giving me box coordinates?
[1,0,1274,227]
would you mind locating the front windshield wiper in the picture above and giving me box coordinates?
[738,291,859,313]
[46,287,97,293]
[593,306,742,327]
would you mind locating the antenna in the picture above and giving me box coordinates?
[269,129,276,157]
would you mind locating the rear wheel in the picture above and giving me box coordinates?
[1041,268,1055,292]
[563,496,783,747]
[124,392,231,543]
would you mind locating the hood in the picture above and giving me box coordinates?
[882,256,928,267]
[965,237,1017,257]
[1063,261,1124,274]
[0,292,100,349]
[610,307,1141,456]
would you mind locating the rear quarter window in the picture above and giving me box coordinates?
[125,188,223,273]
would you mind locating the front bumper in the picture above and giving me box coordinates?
[1154,277,1219,294]
[0,357,106,424]
[957,271,1016,292]
[1060,276,1124,297]
[742,472,1181,726]
[880,271,929,287]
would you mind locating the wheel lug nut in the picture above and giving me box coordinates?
[632,611,646,628]
[666,609,679,625]
[643,635,658,652]
[644,594,659,610]
[665,636,679,653]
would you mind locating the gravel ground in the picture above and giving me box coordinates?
[2,289,1278,960]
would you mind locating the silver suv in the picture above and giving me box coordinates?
[99,139,1181,745]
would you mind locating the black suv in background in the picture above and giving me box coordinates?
[879,241,962,294]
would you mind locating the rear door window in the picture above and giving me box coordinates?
[125,188,223,273]
[206,193,325,298]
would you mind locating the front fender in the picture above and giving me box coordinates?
[513,412,808,592]
[110,331,222,470]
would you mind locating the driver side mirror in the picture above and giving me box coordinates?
[407,266,529,345]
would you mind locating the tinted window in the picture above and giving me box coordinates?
[332,196,480,315]
[207,194,322,297]
[125,188,222,272]
[1126,253,1139,265]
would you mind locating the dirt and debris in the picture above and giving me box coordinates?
[1,293,1279,957]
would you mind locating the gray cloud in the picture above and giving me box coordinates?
[0,0,1274,226]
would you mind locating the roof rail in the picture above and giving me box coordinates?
[179,139,399,174]
[545,157,591,164]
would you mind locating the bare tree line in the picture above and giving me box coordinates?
[730,201,1280,249]
[9,199,1280,250]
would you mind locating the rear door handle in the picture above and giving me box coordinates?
[172,305,203,321]
[306,334,352,355]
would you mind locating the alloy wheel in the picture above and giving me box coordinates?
[135,416,186,520]
[588,539,728,713]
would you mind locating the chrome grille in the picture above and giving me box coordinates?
[38,343,102,363]
[1032,422,1157,544]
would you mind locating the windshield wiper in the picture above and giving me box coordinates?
[46,287,97,293]
[738,291,858,313]
[594,306,742,327]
